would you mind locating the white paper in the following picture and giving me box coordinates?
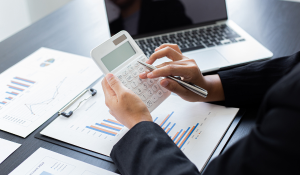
[0,138,21,164]
[41,81,239,171]
[0,48,103,137]
[9,148,118,175]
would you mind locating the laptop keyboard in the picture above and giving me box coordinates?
[136,24,245,57]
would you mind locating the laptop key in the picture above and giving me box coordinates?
[205,43,215,47]
[181,45,206,52]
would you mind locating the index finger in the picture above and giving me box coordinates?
[146,46,183,65]
[148,64,191,79]
[155,44,182,54]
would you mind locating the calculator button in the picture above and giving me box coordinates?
[137,78,143,84]
[127,65,134,71]
[147,78,154,85]
[146,89,154,96]
[142,82,148,90]
[152,84,159,92]
[126,75,134,82]
[138,66,145,73]
[125,84,131,90]
[135,87,143,94]
[122,70,129,76]
[157,90,163,97]
[151,94,158,103]
[134,61,139,67]
[146,100,153,108]
[121,79,127,85]
[130,81,138,88]
[132,70,139,77]
[139,93,147,101]
[117,75,123,80]
[157,80,168,92]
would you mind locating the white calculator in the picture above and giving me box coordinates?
[91,30,171,112]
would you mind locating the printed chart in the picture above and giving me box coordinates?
[41,81,239,172]
[154,111,200,150]
[0,48,102,137]
[0,77,36,109]
[9,148,118,175]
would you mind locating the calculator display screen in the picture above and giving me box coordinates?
[102,41,136,71]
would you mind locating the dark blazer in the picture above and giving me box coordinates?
[110,51,300,175]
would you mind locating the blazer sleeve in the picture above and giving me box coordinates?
[203,59,300,175]
[110,121,200,175]
[218,51,300,107]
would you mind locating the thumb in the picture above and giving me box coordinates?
[106,73,124,95]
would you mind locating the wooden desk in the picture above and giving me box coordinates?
[0,0,299,174]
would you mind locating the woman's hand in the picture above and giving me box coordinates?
[139,44,225,102]
[102,74,152,129]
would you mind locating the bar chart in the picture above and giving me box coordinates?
[86,119,124,137]
[154,111,200,150]
[0,77,36,108]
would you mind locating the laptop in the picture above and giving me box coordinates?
[104,0,273,73]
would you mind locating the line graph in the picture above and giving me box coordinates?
[25,78,66,115]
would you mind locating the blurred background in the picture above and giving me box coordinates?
[0,0,72,42]
[0,0,299,42]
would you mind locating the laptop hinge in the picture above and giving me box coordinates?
[216,20,228,24]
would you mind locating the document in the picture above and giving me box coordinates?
[0,48,102,137]
[41,81,239,171]
[9,148,118,175]
[0,138,21,164]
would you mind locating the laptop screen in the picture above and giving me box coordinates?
[105,0,227,37]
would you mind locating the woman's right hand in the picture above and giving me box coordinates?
[139,44,225,102]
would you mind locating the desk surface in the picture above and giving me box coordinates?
[0,0,300,174]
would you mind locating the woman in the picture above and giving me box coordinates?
[102,44,300,175]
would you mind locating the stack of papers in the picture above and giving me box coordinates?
[9,148,118,175]
[0,48,102,137]
[0,138,21,164]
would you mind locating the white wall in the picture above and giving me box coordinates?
[0,0,72,42]
[0,0,31,42]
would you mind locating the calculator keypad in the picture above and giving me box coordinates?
[115,56,171,112]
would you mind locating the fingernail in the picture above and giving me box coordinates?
[140,72,147,77]
[147,72,153,78]
[146,60,150,64]
[161,80,169,87]
[106,74,114,81]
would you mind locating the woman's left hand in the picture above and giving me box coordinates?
[101,73,153,129]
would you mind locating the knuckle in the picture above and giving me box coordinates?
[189,59,197,64]
[120,92,128,99]
[160,62,169,67]
[167,64,175,71]
[191,64,198,70]
[109,77,118,87]
[166,46,172,51]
